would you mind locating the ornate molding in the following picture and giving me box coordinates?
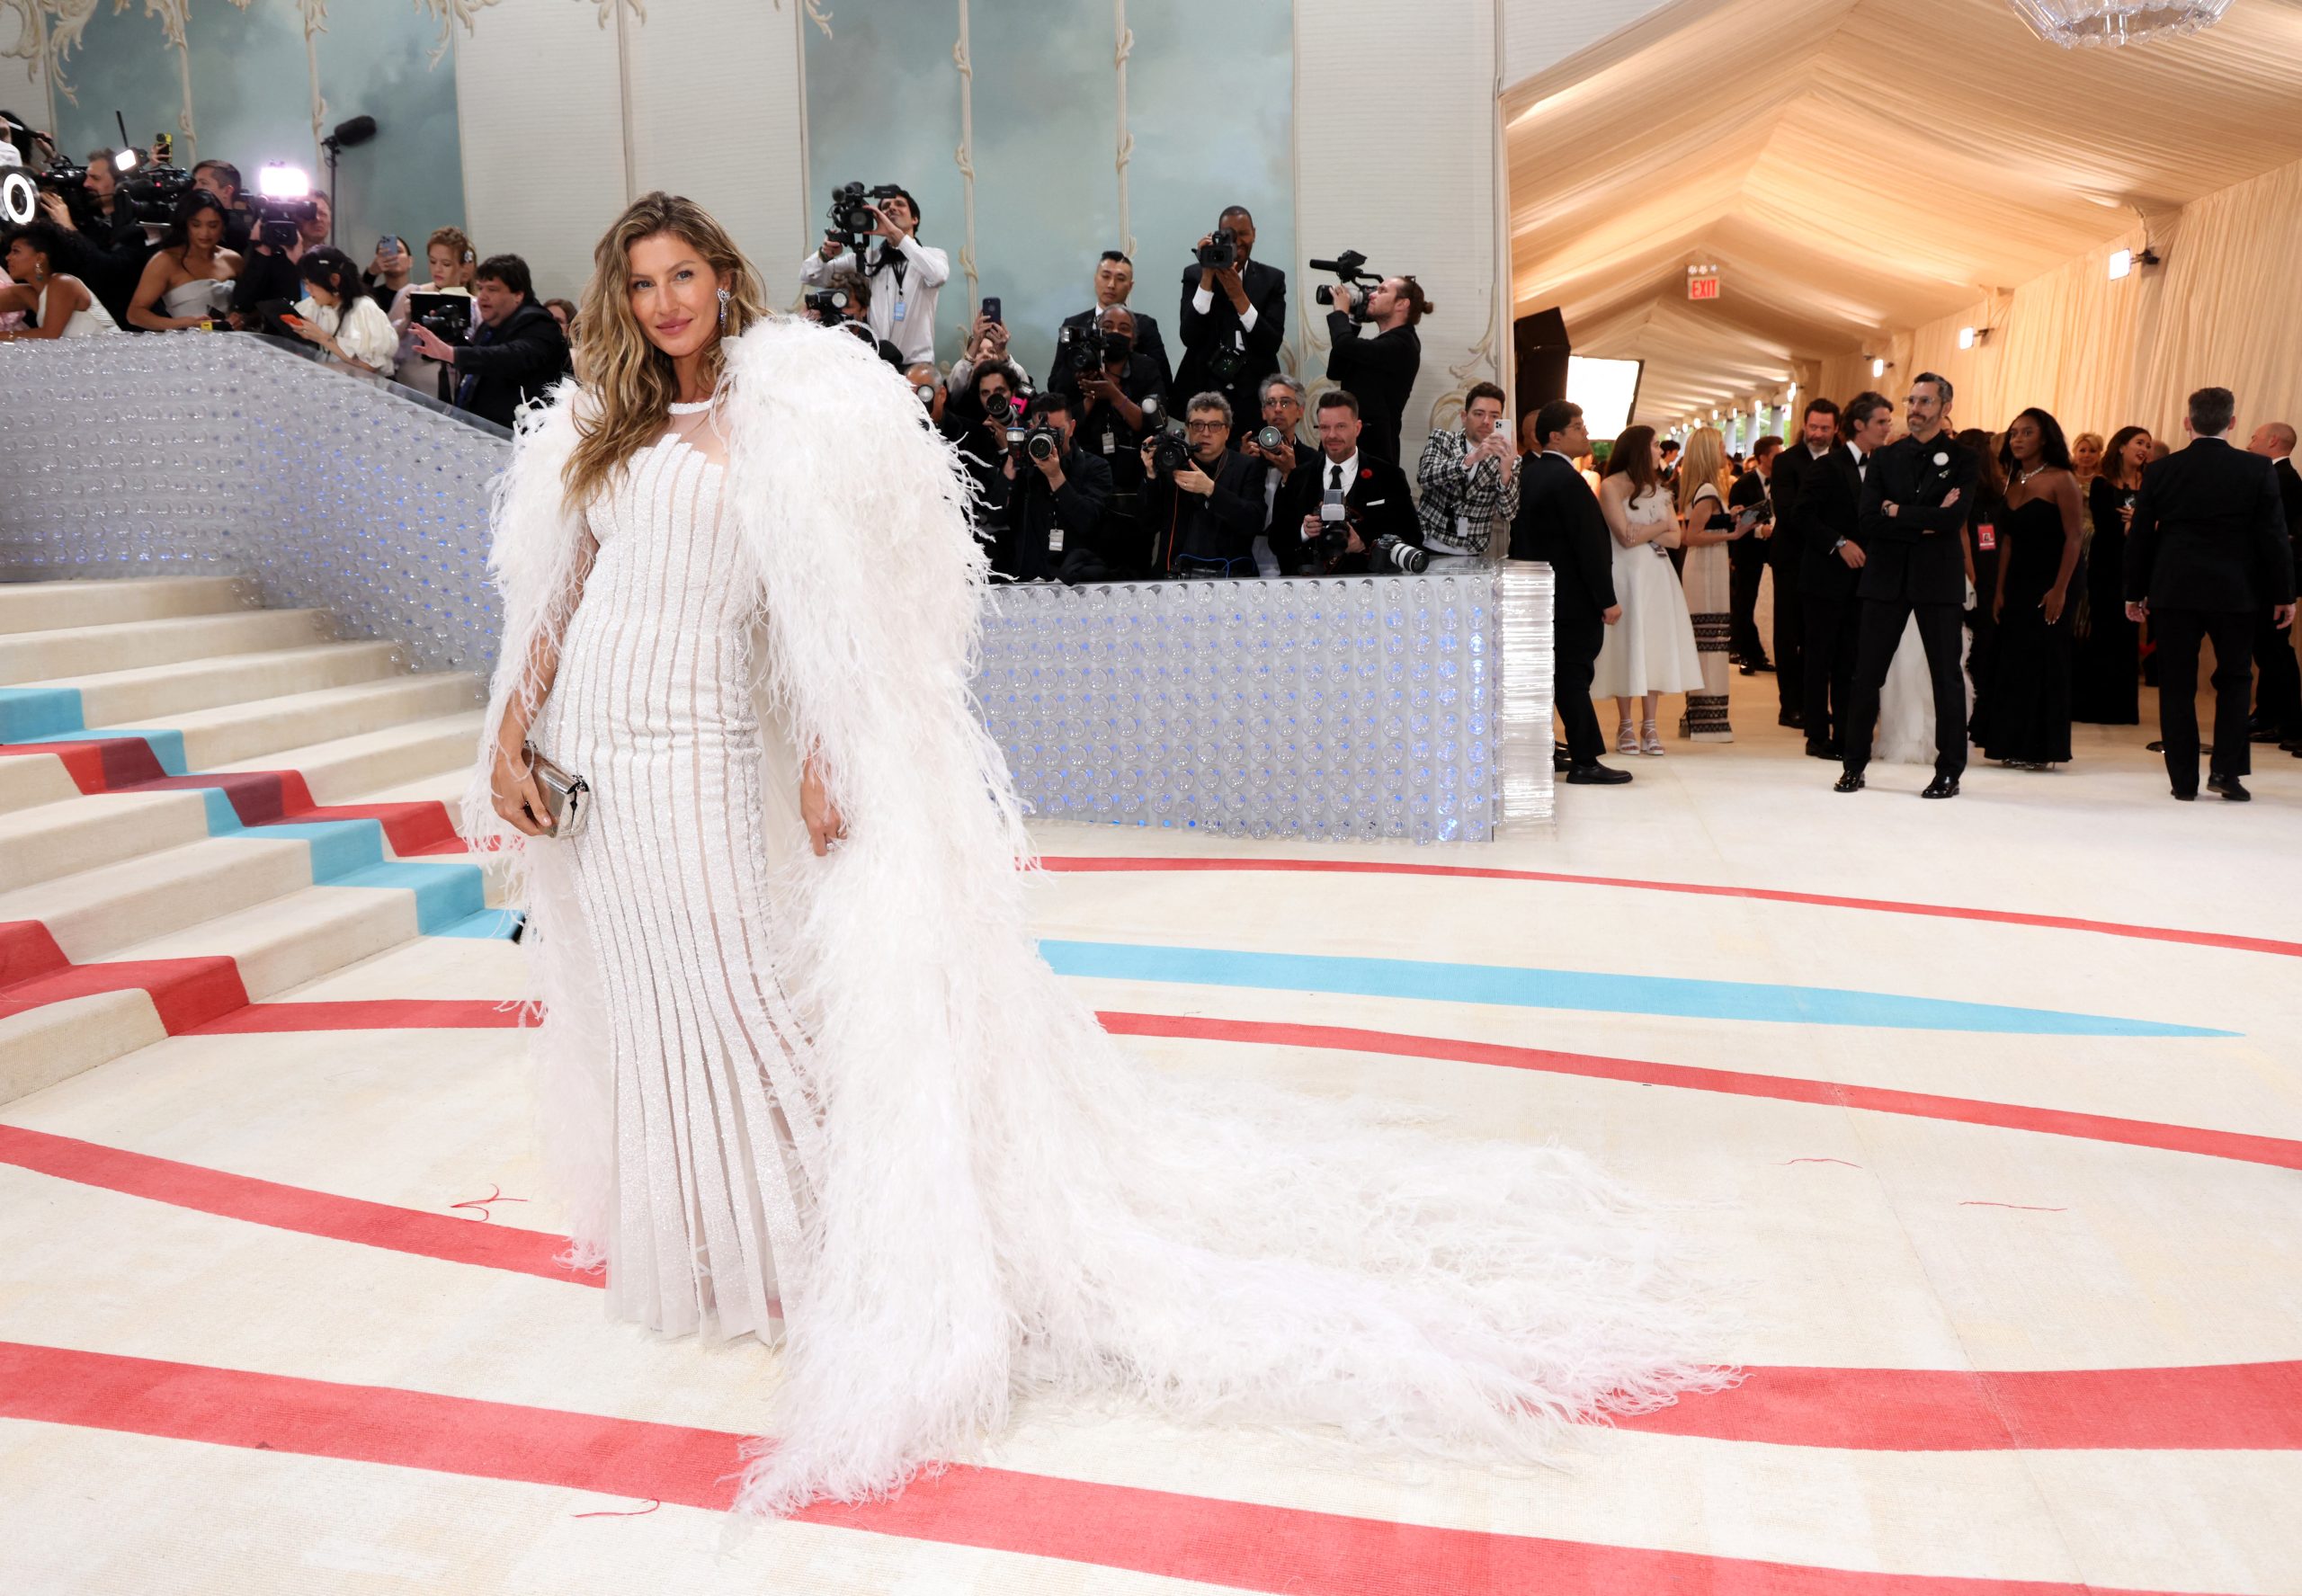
[1426,292,1500,438]
[413,0,504,67]
[1112,0,1134,260]
[950,0,978,309]
[4,1,102,103]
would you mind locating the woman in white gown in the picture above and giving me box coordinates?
[468,193,1730,1516]
[0,224,120,339]
[126,190,240,333]
[1593,425,1705,754]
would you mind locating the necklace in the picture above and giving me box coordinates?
[2014,464,2044,486]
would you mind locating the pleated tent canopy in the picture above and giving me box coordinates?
[1507,0,2302,429]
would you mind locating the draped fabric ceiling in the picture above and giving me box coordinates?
[1506,0,2302,430]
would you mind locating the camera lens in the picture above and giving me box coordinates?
[1255,426,1284,451]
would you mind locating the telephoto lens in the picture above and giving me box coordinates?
[1254,425,1285,451]
[1371,533,1430,574]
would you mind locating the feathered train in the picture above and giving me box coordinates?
[462,315,1736,1516]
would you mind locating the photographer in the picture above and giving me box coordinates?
[1242,374,1313,576]
[949,360,1022,501]
[1324,274,1428,463]
[407,253,571,429]
[1414,380,1517,561]
[1272,390,1420,576]
[800,184,946,366]
[1140,392,1264,578]
[980,391,1111,584]
[290,246,397,376]
[807,267,905,367]
[1056,250,1171,391]
[34,151,150,325]
[230,190,329,321]
[388,227,476,401]
[1175,204,1285,442]
[1061,306,1167,575]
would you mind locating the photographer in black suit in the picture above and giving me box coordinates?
[1508,400,1628,785]
[1062,306,1168,575]
[1836,373,1976,798]
[1175,205,1284,444]
[407,253,571,430]
[1798,392,1892,759]
[1323,274,1428,462]
[1139,392,1265,577]
[2126,388,2297,800]
[980,391,1111,584]
[1271,391,1418,576]
[1057,250,1172,392]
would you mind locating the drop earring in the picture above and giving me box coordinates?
[718,287,730,326]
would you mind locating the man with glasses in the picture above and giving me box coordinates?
[1140,392,1265,577]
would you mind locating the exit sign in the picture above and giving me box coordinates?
[1689,276,1720,301]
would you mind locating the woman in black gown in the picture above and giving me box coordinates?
[1981,408,2085,768]
[1958,427,2007,745]
[2072,425,2150,724]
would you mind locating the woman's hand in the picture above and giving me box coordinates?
[490,737,554,837]
[801,753,846,858]
[2042,586,2066,626]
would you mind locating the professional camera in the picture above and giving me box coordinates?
[1004,422,1063,467]
[1194,227,1237,271]
[408,290,472,346]
[1370,532,1430,574]
[1309,485,1353,563]
[1253,424,1286,452]
[803,285,853,323]
[119,135,194,225]
[1056,322,1129,379]
[826,180,905,257]
[1310,249,1379,321]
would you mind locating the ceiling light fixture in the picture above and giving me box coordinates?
[2007,0,2231,49]
[2108,248,2133,279]
[1958,326,1994,349]
[1869,357,1887,379]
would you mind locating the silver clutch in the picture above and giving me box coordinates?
[522,743,590,839]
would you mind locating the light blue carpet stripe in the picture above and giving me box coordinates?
[1036,941,2234,1039]
[0,685,87,743]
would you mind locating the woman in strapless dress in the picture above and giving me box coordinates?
[127,190,241,333]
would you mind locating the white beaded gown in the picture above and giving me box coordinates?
[528,401,815,1341]
[488,325,1735,1516]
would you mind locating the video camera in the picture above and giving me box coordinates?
[1056,322,1129,379]
[825,180,905,259]
[1310,249,1380,321]
[1194,227,1237,272]
[407,290,472,347]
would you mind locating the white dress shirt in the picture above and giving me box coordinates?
[1191,282,1259,334]
[800,234,950,365]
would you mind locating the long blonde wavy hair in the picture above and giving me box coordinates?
[1673,425,1727,514]
[562,192,772,512]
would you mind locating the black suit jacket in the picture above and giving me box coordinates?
[1057,306,1173,394]
[1797,444,1871,598]
[2124,437,2296,611]
[1142,447,1266,575]
[1859,432,1976,606]
[1508,451,1615,626]
[1271,452,1417,575]
[2274,457,2302,548]
[1768,443,1825,572]
[1324,315,1420,462]
[448,300,574,429]
[1174,259,1286,419]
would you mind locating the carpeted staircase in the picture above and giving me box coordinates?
[0,576,505,1104]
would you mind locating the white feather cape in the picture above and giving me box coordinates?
[464,316,1734,1515]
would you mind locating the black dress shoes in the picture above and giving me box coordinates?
[1804,741,1842,761]
[2207,772,2252,801]
[1553,746,1573,773]
[1779,709,1805,729]
[1747,657,1775,673]
[2172,787,2197,801]
[1922,773,1961,799]
[1834,770,1865,793]
[1566,762,1633,786]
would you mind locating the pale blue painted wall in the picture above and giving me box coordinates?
[48,1,464,266]
[802,0,1295,379]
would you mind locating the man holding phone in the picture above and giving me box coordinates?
[799,185,946,365]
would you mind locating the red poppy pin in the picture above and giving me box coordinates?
[1359,468,1373,480]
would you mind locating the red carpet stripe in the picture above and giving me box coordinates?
[0,919,247,1033]
[0,1124,592,1288]
[1036,855,2302,960]
[5,1121,2298,1454]
[1098,1011,2302,1172]
[190,998,524,1033]
[0,1341,2222,1596]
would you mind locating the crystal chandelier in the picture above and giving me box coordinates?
[2009,0,2234,48]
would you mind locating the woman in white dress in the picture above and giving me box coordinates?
[1671,426,1744,742]
[288,247,398,378]
[0,223,120,339]
[468,192,1729,1517]
[1593,424,1705,754]
[126,190,239,332]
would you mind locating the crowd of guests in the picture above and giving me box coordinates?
[1519,379,2302,799]
[0,148,573,429]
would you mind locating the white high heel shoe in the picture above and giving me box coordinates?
[1639,718,1664,755]
[1617,719,1637,754]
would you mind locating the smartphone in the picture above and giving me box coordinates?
[981,296,1003,326]
[378,235,404,257]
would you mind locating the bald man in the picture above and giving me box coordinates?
[2247,421,2302,751]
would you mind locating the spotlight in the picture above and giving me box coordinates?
[112,145,139,174]
[2108,248,2133,280]
[1869,357,1887,379]
[257,163,310,199]
[1958,325,1994,350]
[0,167,33,227]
